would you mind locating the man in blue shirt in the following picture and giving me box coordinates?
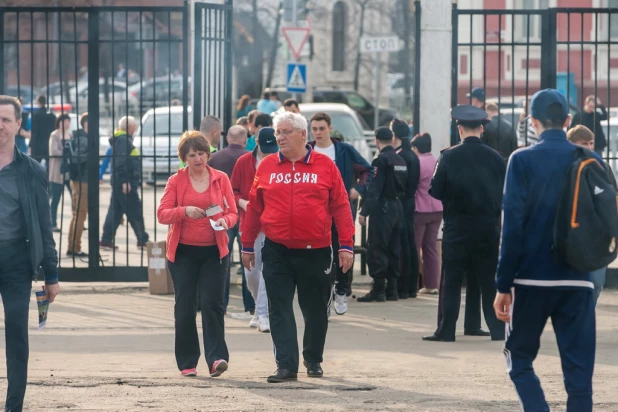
[495,89,599,412]
[256,91,278,115]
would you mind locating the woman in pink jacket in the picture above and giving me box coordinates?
[411,133,443,294]
[157,131,238,379]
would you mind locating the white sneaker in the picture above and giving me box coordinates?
[419,288,439,295]
[249,315,259,328]
[334,293,347,315]
[258,316,270,333]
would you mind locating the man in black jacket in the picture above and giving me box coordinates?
[390,119,420,299]
[0,95,60,412]
[29,95,56,164]
[570,95,608,155]
[67,112,90,257]
[482,102,517,160]
[100,116,149,249]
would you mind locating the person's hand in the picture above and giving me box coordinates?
[122,182,131,194]
[215,218,228,230]
[239,199,249,212]
[597,97,603,106]
[349,188,360,201]
[358,215,367,226]
[185,206,205,219]
[44,284,60,304]
[339,251,354,273]
[519,111,527,121]
[242,252,255,270]
[493,292,512,323]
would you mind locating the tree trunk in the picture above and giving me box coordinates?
[265,1,283,88]
[353,3,366,92]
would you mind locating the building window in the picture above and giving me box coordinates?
[519,0,549,41]
[608,0,618,39]
[332,1,347,72]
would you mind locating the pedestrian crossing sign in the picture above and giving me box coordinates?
[286,63,307,93]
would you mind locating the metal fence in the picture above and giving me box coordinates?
[0,3,231,281]
[452,7,618,158]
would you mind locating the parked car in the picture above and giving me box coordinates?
[263,86,398,130]
[132,105,191,184]
[50,79,138,117]
[277,102,375,162]
[128,76,191,113]
[5,85,35,103]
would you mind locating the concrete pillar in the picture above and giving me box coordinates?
[419,0,453,155]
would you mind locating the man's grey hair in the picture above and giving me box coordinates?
[273,112,307,131]
[118,116,136,131]
[200,115,222,134]
[227,125,247,142]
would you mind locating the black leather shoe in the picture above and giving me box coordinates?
[267,369,298,383]
[303,361,323,378]
[357,291,386,302]
[386,293,399,301]
[398,292,409,299]
[422,334,455,342]
[464,329,491,337]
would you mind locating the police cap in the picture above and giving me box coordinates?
[452,105,490,128]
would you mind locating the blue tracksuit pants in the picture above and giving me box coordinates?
[503,286,595,412]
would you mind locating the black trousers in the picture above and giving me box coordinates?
[399,206,419,295]
[464,272,483,332]
[262,238,334,372]
[367,199,403,280]
[331,223,353,296]
[167,244,229,371]
[434,227,504,341]
[0,240,32,412]
[101,184,148,244]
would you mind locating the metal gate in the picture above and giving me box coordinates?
[452,6,618,151]
[451,6,618,285]
[0,2,231,281]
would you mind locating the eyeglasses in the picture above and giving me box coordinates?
[274,129,296,137]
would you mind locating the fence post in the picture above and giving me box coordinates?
[541,9,557,90]
[183,0,190,133]
[87,10,100,270]
[192,4,202,130]
[450,3,459,146]
[413,0,421,134]
[0,10,4,95]
[224,0,234,133]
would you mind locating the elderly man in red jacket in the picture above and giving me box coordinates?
[241,112,355,383]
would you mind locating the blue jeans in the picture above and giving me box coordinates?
[0,240,33,412]
[590,267,606,305]
[49,182,64,228]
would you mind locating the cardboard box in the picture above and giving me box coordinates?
[146,241,174,295]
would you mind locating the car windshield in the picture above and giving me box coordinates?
[140,113,185,136]
[302,111,364,141]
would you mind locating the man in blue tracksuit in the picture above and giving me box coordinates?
[495,89,599,412]
[309,112,374,315]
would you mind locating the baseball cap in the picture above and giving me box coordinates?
[529,89,569,122]
[258,127,278,154]
[466,87,485,102]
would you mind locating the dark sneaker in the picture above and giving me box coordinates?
[66,251,88,257]
[99,241,118,250]
[267,369,297,383]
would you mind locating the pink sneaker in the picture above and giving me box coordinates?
[181,368,197,377]
[210,360,228,377]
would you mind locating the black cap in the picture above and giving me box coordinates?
[258,127,278,154]
[452,105,490,127]
[466,87,485,102]
[390,119,410,139]
[375,127,393,142]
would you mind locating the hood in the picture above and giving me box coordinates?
[110,129,130,145]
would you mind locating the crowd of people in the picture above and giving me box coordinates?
[0,84,615,411]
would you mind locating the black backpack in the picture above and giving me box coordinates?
[553,147,618,272]
[60,139,80,181]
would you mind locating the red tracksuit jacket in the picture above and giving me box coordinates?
[241,145,355,254]
[230,149,259,233]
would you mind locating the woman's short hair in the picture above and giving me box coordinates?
[411,132,432,154]
[177,130,212,162]
[56,113,71,129]
[79,112,88,128]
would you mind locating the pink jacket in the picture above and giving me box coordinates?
[157,166,239,262]
[415,153,443,214]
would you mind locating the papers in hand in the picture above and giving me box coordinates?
[210,219,226,231]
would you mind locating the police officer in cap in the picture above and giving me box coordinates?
[357,127,408,302]
[422,105,505,342]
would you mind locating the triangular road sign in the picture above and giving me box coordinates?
[282,27,310,59]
